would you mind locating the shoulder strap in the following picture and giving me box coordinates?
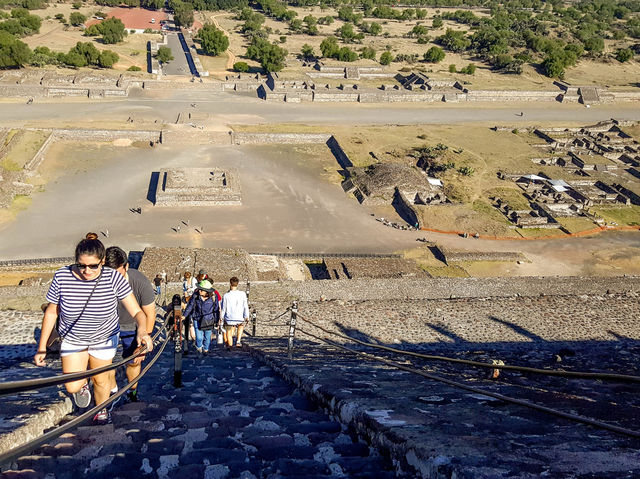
[59,268,102,339]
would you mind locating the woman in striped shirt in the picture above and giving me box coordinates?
[34,234,153,424]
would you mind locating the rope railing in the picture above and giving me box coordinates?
[294,313,640,383]
[0,320,172,466]
[0,319,168,396]
[293,325,640,439]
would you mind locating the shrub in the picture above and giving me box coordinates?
[379,50,393,65]
[460,63,475,74]
[156,45,173,63]
[423,46,445,63]
[448,63,456,73]
[69,12,86,27]
[127,65,142,71]
[233,61,249,72]
[196,24,229,56]
[72,1,82,9]
[615,48,633,62]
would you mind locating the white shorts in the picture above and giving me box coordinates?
[60,333,119,360]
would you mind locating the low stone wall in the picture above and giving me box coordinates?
[467,90,559,101]
[161,130,231,145]
[53,128,160,142]
[434,245,526,264]
[23,131,54,171]
[233,133,331,145]
[281,275,640,302]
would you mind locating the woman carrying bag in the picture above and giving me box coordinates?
[183,280,220,355]
[34,233,153,425]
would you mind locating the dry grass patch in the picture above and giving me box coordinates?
[516,227,565,238]
[3,130,50,169]
[556,216,598,233]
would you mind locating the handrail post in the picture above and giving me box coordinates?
[171,294,183,388]
[252,309,257,337]
[287,300,298,359]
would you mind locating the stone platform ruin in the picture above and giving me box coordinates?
[154,167,241,206]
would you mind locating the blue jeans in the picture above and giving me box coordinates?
[155,286,161,295]
[194,322,212,351]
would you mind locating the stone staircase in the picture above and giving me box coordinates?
[2,346,405,478]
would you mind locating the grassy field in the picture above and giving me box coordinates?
[557,216,598,233]
[592,206,640,226]
[515,227,564,238]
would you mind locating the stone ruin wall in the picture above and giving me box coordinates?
[252,291,640,346]
[433,245,526,264]
[233,133,332,145]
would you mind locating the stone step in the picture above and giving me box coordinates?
[3,346,407,478]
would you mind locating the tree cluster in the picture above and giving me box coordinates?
[170,0,194,27]
[245,36,287,71]
[0,8,41,37]
[28,42,119,68]
[84,17,126,44]
[196,24,229,56]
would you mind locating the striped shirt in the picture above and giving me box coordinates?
[46,266,132,345]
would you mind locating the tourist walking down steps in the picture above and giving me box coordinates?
[34,233,153,425]
[183,280,220,355]
[221,276,249,349]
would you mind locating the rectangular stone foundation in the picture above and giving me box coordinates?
[155,167,241,206]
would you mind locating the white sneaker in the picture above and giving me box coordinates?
[72,382,91,409]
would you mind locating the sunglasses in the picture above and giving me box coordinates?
[76,263,102,270]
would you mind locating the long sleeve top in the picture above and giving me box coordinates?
[221,289,249,325]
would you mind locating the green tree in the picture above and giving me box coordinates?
[197,24,229,56]
[29,45,58,66]
[338,23,362,43]
[233,61,249,72]
[583,36,604,53]
[432,15,443,28]
[72,1,82,8]
[615,48,633,62]
[438,28,470,53]
[171,0,194,28]
[71,41,100,64]
[379,50,393,65]
[60,50,87,67]
[245,37,287,72]
[0,31,31,67]
[423,46,445,63]
[320,36,339,58]
[359,46,375,59]
[460,63,476,74]
[141,0,163,9]
[100,17,125,44]
[84,24,101,36]
[156,45,173,63]
[541,52,565,78]
[69,12,86,27]
[98,49,118,67]
[368,22,382,36]
[300,43,314,60]
[337,46,357,61]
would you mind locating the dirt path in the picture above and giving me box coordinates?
[210,13,237,70]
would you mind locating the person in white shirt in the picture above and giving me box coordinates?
[220,276,249,349]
